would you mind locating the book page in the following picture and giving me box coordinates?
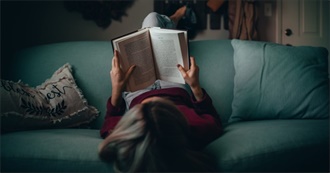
[112,29,157,92]
[149,28,189,84]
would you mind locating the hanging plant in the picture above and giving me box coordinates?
[64,0,135,29]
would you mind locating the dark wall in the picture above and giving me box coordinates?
[2,1,66,60]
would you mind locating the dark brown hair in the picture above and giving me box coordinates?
[99,100,216,172]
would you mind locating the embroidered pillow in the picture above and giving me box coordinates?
[1,63,99,132]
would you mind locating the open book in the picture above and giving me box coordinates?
[112,27,189,92]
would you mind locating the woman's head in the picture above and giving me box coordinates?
[100,97,188,172]
[98,98,191,172]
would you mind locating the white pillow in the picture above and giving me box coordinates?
[1,63,99,132]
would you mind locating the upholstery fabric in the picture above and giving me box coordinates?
[2,42,112,129]
[1,129,112,172]
[189,40,235,124]
[230,39,329,123]
[204,119,329,172]
[1,40,328,173]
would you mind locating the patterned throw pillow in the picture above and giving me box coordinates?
[1,63,99,132]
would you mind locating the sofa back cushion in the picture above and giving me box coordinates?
[2,42,112,129]
[189,40,235,124]
[1,40,236,128]
[229,39,329,123]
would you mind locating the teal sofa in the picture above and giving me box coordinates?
[1,40,329,172]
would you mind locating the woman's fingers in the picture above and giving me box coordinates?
[177,64,187,78]
[190,57,196,69]
[112,50,120,68]
[125,65,136,80]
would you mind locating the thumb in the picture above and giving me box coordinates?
[125,65,136,80]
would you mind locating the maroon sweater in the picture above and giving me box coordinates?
[100,87,223,149]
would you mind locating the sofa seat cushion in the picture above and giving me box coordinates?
[1,129,112,172]
[204,119,329,172]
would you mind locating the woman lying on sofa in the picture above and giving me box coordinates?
[98,6,223,172]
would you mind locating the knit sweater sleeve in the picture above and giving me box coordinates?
[192,89,221,122]
[99,97,126,138]
[184,89,223,149]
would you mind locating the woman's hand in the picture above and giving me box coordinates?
[110,50,135,106]
[177,57,204,101]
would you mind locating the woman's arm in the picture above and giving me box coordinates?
[100,50,136,138]
[177,57,204,101]
[187,90,223,149]
[100,97,126,138]
[110,50,136,106]
[178,57,223,148]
